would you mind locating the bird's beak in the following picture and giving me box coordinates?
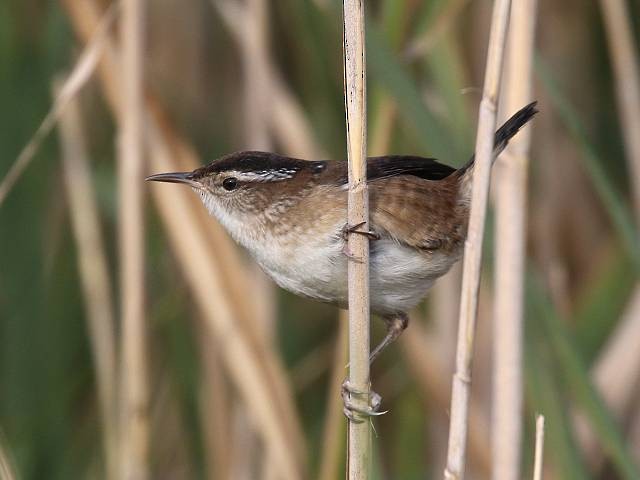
[145,171,200,187]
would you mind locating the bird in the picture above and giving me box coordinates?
[147,101,537,420]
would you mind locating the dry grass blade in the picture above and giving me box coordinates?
[197,321,231,480]
[209,0,322,158]
[318,314,348,480]
[492,1,536,479]
[0,4,116,208]
[533,415,545,480]
[0,432,17,480]
[61,1,305,477]
[118,0,149,478]
[598,0,640,224]
[444,0,513,478]
[400,318,491,477]
[343,0,371,478]
[575,285,640,464]
[239,0,273,472]
[147,124,301,480]
[56,82,118,480]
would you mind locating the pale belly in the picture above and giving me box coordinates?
[253,236,461,316]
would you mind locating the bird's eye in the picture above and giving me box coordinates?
[222,177,238,191]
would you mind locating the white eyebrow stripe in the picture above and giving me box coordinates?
[233,168,300,182]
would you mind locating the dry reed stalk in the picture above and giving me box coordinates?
[238,0,275,472]
[197,319,232,480]
[149,100,307,471]
[0,4,115,208]
[343,0,371,477]
[57,84,118,480]
[60,2,306,477]
[118,0,149,477]
[575,285,640,464]
[491,1,536,479]
[591,285,640,419]
[598,0,640,224]
[444,1,513,478]
[147,123,302,480]
[629,406,640,462]
[318,314,348,480]
[400,318,491,476]
[532,415,545,480]
[209,0,322,159]
[0,433,16,480]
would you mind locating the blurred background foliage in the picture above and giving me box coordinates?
[1,0,640,479]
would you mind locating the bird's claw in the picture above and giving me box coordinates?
[341,379,386,423]
[342,222,380,241]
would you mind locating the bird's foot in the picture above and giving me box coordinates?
[340,222,379,262]
[341,379,386,423]
[341,221,380,241]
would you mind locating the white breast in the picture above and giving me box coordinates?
[198,190,460,315]
[251,232,460,316]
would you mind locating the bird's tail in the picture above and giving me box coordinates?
[457,101,538,177]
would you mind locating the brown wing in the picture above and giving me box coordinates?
[369,175,466,253]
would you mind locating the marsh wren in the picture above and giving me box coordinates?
[147,102,537,419]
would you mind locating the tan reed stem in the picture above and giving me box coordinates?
[57,84,118,480]
[60,2,305,477]
[318,314,348,480]
[598,0,640,225]
[532,415,545,480]
[444,0,513,478]
[400,317,491,477]
[119,0,149,477]
[209,0,322,159]
[342,0,371,477]
[146,124,301,480]
[491,1,537,479]
[197,320,232,480]
[0,5,115,208]
[0,432,17,480]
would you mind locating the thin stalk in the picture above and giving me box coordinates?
[197,320,232,480]
[0,4,115,208]
[575,285,640,467]
[119,0,149,478]
[57,84,118,480]
[0,432,16,480]
[400,319,492,477]
[598,0,640,225]
[147,123,302,480]
[492,1,537,479]
[533,415,545,480]
[210,0,322,159]
[343,0,371,478]
[444,0,512,478]
[318,315,348,480]
[61,2,305,478]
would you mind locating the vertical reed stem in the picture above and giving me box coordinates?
[492,1,537,479]
[598,0,640,225]
[119,0,149,478]
[532,415,545,480]
[444,1,512,478]
[342,0,371,478]
[58,86,118,480]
